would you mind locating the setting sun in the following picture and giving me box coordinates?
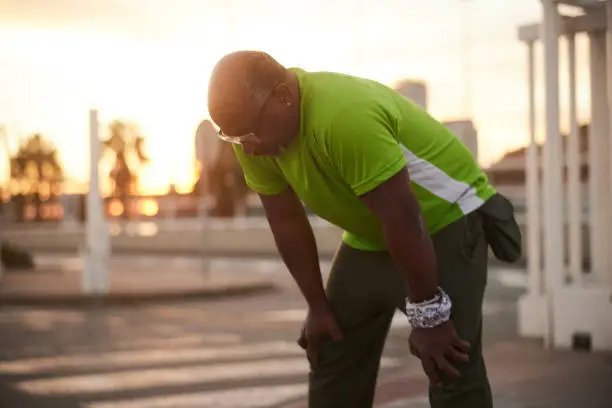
[0,0,592,197]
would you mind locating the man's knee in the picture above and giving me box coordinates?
[308,310,394,408]
[429,345,492,408]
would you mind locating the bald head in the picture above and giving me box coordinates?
[207,50,288,133]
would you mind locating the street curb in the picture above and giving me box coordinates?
[0,280,278,307]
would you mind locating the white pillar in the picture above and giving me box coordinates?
[0,125,7,278]
[83,109,110,294]
[541,0,565,291]
[606,0,612,286]
[526,41,543,295]
[567,33,582,284]
[588,31,609,283]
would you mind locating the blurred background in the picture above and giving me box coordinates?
[1,1,610,408]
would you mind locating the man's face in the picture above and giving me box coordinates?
[216,83,294,157]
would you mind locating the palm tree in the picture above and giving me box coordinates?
[9,133,63,222]
[103,120,149,219]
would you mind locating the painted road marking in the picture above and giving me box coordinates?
[86,384,308,408]
[0,341,301,374]
[17,357,400,395]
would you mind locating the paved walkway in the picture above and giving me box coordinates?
[282,339,612,408]
[0,265,275,306]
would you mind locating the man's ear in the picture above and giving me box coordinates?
[273,83,292,104]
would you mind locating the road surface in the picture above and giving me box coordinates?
[0,254,527,408]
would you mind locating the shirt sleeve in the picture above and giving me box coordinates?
[232,144,288,195]
[325,103,408,196]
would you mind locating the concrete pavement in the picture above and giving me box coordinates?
[1,292,609,408]
[2,254,608,407]
[0,260,276,306]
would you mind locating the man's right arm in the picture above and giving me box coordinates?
[259,188,330,314]
[231,144,329,312]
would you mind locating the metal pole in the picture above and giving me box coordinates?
[460,0,474,117]
[567,34,582,284]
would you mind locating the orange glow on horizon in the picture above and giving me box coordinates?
[0,1,596,196]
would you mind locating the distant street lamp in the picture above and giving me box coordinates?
[460,0,474,118]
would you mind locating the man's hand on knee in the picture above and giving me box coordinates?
[408,321,470,385]
[297,307,344,368]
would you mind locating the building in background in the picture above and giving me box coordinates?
[485,123,590,211]
[444,119,479,162]
[393,80,428,111]
[393,80,479,162]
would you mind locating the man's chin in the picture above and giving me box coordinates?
[253,146,285,157]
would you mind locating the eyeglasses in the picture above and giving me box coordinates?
[216,131,261,145]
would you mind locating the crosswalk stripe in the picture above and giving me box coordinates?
[0,341,301,374]
[16,357,401,395]
[85,384,308,408]
[118,333,242,348]
[381,395,429,408]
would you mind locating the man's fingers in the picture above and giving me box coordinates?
[421,357,441,386]
[453,337,471,353]
[329,324,344,342]
[433,354,461,379]
[445,346,469,363]
[306,343,318,368]
[297,326,307,350]
[409,343,420,358]
[297,335,307,350]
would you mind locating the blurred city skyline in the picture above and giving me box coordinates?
[0,0,596,195]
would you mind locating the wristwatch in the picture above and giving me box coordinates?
[405,287,452,329]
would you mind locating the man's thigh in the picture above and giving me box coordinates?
[427,211,493,408]
[308,244,402,408]
[430,211,489,346]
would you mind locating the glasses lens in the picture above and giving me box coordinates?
[217,130,242,144]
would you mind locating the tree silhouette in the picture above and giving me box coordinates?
[103,121,149,219]
[9,133,63,222]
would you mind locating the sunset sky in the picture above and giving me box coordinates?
[0,0,596,195]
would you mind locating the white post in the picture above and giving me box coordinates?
[526,41,542,296]
[199,163,210,278]
[0,125,6,278]
[606,0,612,286]
[83,109,110,294]
[541,0,564,291]
[567,33,582,285]
[541,0,564,349]
[588,31,609,283]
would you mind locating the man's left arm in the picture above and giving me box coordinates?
[327,104,469,383]
[326,104,437,302]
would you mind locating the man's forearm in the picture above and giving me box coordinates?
[267,215,329,312]
[382,203,438,303]
[384,222,438,302]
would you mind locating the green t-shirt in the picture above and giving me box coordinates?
[233,68,496,251]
